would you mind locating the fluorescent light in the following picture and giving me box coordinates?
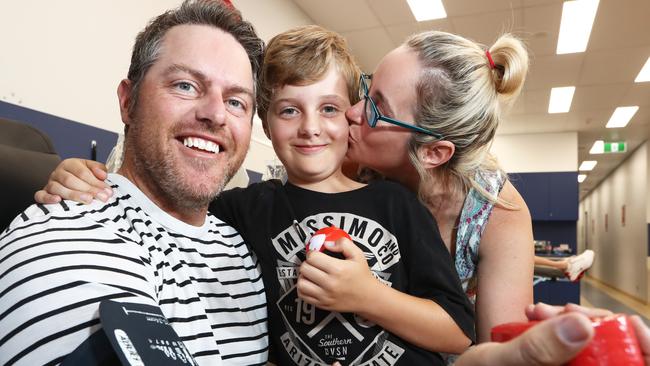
[635,57,650,82]
[579,160,597,171]
[548,86,575,113]
[589,140,604,154]
[606,106,639,128]
[578,174,587,183]
[406,0,447,21]
[556,0,600,54]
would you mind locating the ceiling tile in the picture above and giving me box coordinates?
[621,82,650,107]
[367,0,417,26]
[525,53,583,90]
[579,47,650,86]
[293,0,379,32]
[521,3,562,57]
[451,8,525,45]
[343,28,395,73]
[444,0,523,16]
[384,19,454,45]
[570,84,629,113]
[588,0,650,51]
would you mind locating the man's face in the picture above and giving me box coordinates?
[120,24,254,215]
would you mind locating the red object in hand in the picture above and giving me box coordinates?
[306,226,351,253]
[491,314,644,365]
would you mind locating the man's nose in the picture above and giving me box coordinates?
[195,93,227,126]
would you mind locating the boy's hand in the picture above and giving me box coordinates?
[297,237,378,313]
[34,158,111,204]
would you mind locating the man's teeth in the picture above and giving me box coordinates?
[183,137,220,153]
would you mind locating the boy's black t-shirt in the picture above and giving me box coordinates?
[210,179,475,366]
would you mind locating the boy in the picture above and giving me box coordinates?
[35,25,474,365]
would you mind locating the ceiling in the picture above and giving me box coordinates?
[289,0,650,200]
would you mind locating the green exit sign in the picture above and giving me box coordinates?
[604,142,626,153]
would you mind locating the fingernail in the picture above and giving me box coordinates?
[325,242,335,248]
[96,192,108,202]
[556,316,591,345]
[80,194,92,203]
[104,187,113,196]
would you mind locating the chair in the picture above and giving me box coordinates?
[0,118,61,230]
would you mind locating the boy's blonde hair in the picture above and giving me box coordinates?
[257,25,361,122]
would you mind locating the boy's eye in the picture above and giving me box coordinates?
[322,105,339,115]
[280,107,299,116]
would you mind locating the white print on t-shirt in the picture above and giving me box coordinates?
[271,212,404,365]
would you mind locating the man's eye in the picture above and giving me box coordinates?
[175,82,195,92]
[227,99,243,109]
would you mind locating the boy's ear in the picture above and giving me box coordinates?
[418,141,455,169]
[117,79,133,125]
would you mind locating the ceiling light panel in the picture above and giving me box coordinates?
[556,0,599,54]
[406,0,447,21]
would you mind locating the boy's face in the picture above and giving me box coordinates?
[265,66,351,186]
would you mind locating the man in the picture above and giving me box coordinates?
[0,1,267,365]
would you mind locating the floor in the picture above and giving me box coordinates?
[581,276,650,326]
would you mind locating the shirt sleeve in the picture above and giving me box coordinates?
[0,209,158,365]
[394,188,477,344]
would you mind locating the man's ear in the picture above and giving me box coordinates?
[117,79,133,125]
[418,140,455,169]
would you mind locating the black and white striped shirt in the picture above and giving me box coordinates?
[0,174,268,365]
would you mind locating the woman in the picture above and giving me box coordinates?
[343,30,534,342]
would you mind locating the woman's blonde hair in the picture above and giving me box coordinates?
[257,25,361,122]
[405,31,528,207]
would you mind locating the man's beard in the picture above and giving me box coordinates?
[128,123,238,212]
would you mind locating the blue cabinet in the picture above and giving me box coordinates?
[510,172,578,221]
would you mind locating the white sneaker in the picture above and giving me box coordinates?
[565,250,595,282]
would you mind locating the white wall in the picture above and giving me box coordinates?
[0,0,313,177]
[491,132,578,173]
[577,142,648,301]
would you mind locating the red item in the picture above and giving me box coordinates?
[485,49,496,69]
[491,314,644,365]
[306,226,351,253]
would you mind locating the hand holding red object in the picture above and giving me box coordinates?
[492,314,644,365]
[306,226,351,254]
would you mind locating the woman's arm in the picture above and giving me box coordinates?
[298,238,472,354]
[475,181,534,342]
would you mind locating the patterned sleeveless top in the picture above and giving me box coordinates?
[454,169,507,306]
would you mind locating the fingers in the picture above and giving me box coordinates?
[44,181,94,204]
[526,302,612,321]
[46,159,113,203]
[324,237,365,262]
[457,313,593,366]
[630,315,650,362]
[563,303,612,318]
[34,190,61,204]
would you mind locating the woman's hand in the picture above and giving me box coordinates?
[34,158,111,204]
[297,237,378,313]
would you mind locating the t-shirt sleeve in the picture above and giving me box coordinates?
[0,207,158,365]
[395,188,476,344]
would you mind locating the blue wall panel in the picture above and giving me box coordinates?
[0,101,118,163]
[510,171,578,221]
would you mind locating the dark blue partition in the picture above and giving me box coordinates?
[511,171,580,305]
[0,101,118,163]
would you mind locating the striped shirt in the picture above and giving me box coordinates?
[0,173,268,366]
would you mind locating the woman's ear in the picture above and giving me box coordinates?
[418,141,455,169]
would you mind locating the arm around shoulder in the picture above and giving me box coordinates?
[475,180,534,342]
